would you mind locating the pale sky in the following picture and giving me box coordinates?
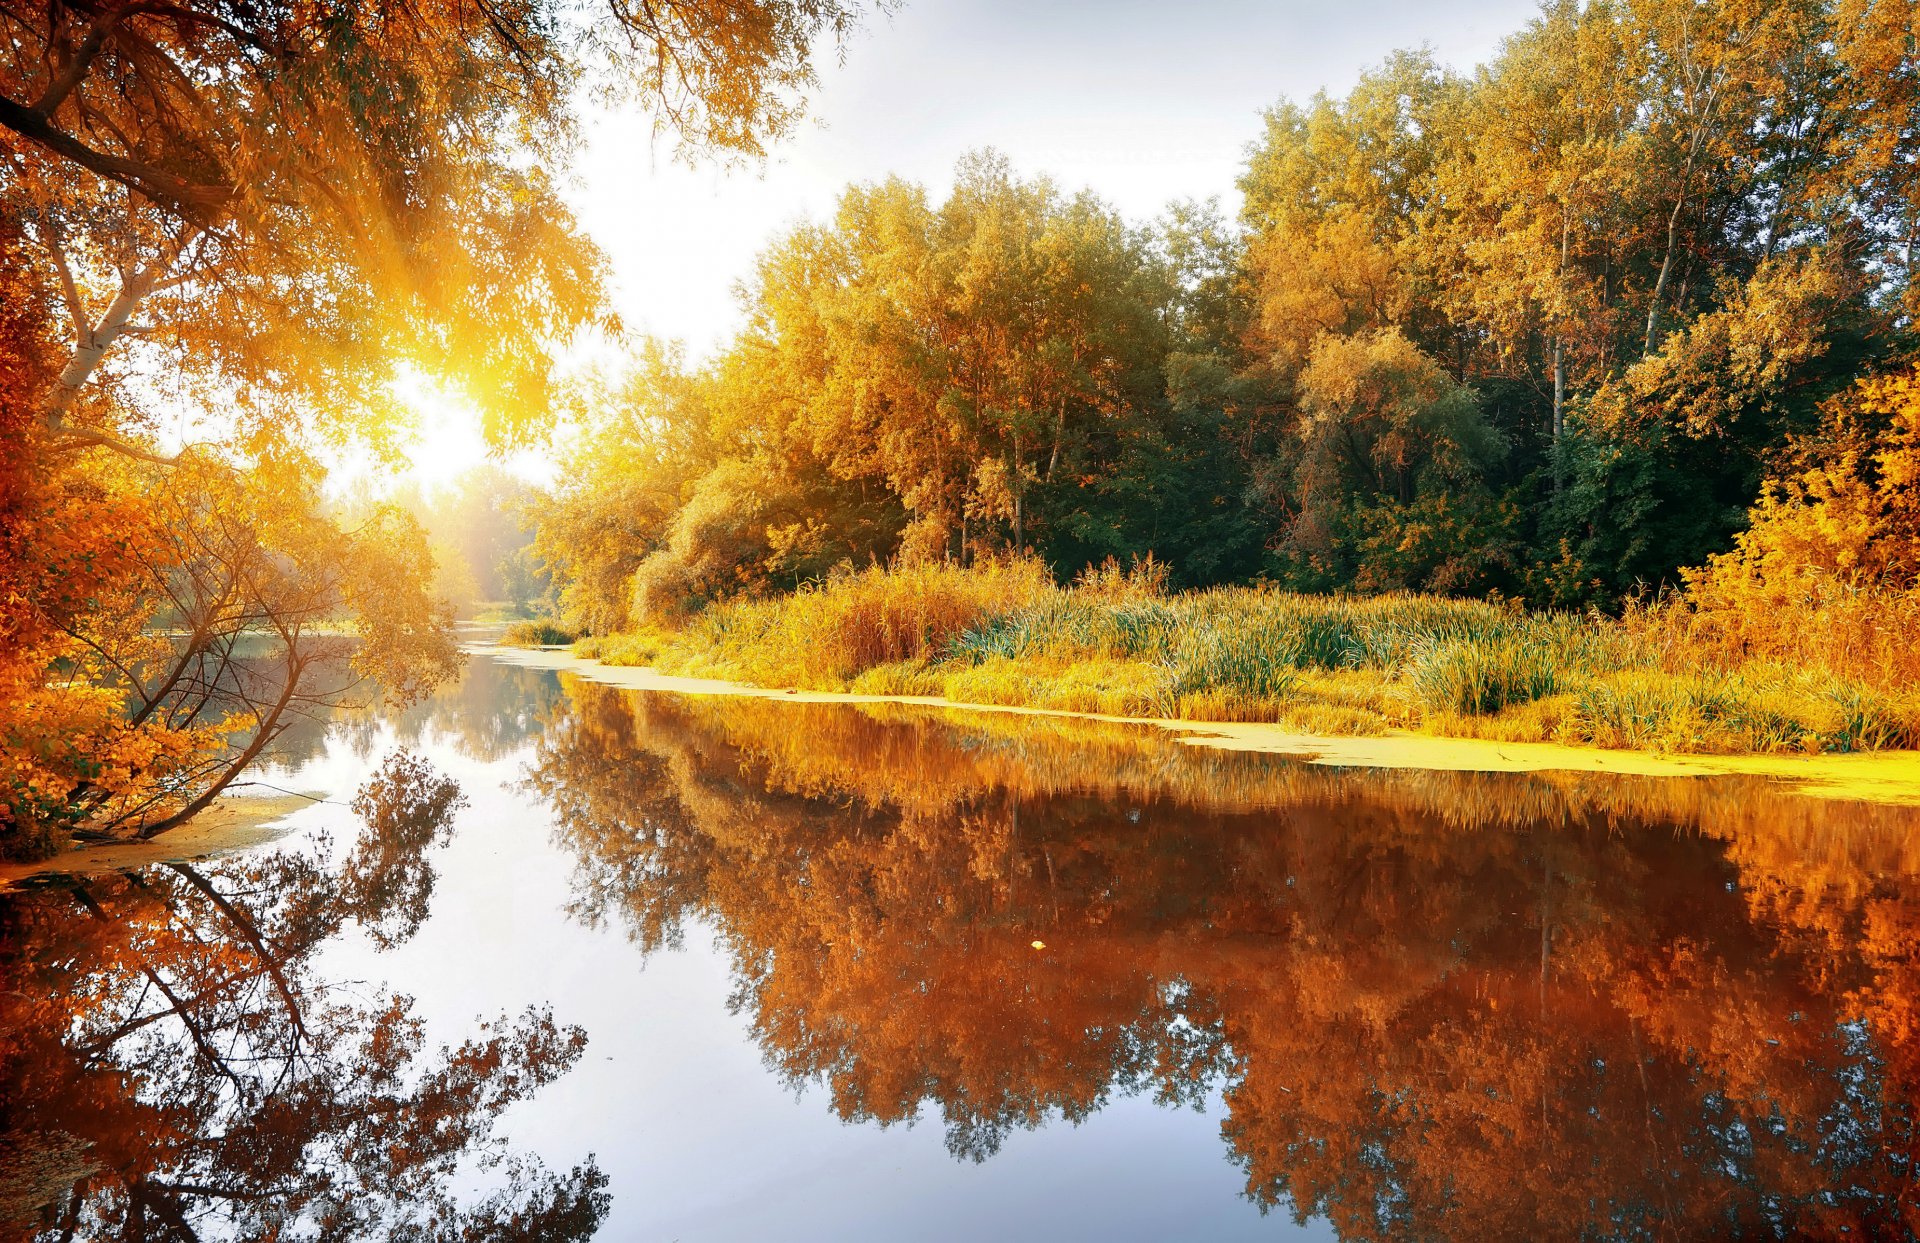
[402,0,1544,487]
[567,0,1543,359]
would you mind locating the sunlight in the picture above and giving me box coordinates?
[373,364,558,493]
[389,365,496,489]
[7,0,1920,1234]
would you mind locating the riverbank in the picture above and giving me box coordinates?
[0,792,313,887]
[519,561,1920,756]
[481,643,1920,808]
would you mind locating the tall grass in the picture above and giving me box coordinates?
[579,556,1920,755]
[650,557,1057,687]
[500,618,581,647]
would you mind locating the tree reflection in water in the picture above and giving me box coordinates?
[529,678,1920,1241]
[0,751,606,1242]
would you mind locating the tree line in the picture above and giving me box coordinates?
[540,0,1920,633]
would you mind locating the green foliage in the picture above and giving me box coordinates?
[1409,636,1561,715]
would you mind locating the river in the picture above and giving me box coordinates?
[5,649,1919,1240]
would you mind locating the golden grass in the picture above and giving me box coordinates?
[499,618,582,647]
[571,557,1920,756]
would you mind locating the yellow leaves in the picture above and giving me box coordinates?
[1673,367,1920,692]
[1693,367,1920,598]
[1246,212,1404,372]
[1609,251,1855,441]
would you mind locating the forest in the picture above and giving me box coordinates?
[533,0,1920,754]
[5,0,1920,863]
[540,1,1920,619]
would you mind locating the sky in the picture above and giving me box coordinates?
[404,0,1544,487]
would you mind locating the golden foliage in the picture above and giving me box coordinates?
[1671,369,1920,688]
[529,676,1920,1235]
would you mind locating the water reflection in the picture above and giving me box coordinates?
[264,653,567,771]
[0,750,605,1241]
[528,680,1920,1240]
[10,658,1920,1240]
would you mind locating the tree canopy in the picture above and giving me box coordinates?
[537,0,1920,636]
[0,0,884,856]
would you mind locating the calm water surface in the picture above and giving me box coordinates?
[7,653,1920,1240]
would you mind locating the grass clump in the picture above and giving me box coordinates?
[650,557,1058,688]
[1408,634,1560,716]
[568,556,1920,756]
[573,631,663,665]
[500,618,581,647]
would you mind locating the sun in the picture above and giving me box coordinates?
[389,365,496,490]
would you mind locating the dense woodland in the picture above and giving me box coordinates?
[539,0,1920,634]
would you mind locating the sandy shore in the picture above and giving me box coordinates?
[0,793,315,887]
[480,643,1920,808]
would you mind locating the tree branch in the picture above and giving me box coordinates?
[0,91,229,225]
[33,14,117,116]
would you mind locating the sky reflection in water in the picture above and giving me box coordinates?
[6,654,1920,1241]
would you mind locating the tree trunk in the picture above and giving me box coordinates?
[1643,191,1687,356]
[1046,397,1066,480]
[1552,207,1569,494]
[1644,82,1718,356]
[44,264,159,422]
[1551,338,1565,479]
[138,654,303,837]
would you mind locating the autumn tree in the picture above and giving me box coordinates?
[0,0,887,855]
[0,0,883,455]
[1232,0,1908,602]
[1274,327,1509,592]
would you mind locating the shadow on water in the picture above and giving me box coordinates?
[7,655,1920,1239]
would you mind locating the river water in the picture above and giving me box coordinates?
[6,651,1920,1240]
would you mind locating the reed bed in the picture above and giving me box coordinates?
[577,558,1920,755]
